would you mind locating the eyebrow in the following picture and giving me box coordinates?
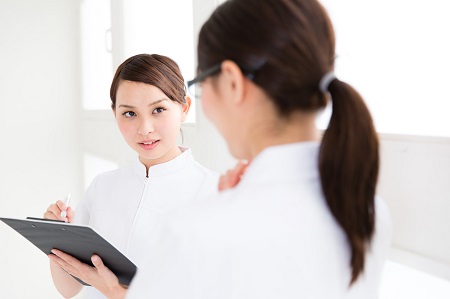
[118,99,167,109]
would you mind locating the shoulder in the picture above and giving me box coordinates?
[181,153,220,193]
[183,150,219,179]
[92,163,137,183]
[162,189,252,249]
[84,163,141,196]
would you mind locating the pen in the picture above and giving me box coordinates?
[60,193,71,219]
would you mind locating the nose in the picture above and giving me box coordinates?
[138,117,155,136]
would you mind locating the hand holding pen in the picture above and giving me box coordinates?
[60,193,71,219]
[43,193,75,223]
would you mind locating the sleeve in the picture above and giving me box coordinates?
[126,215,198,299]
[74,176,99,225]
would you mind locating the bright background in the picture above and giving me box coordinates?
[0,0,449,298]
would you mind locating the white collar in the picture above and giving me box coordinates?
[241,142,320,185]
[132,147,193,178]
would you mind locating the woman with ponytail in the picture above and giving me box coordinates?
[124,0,393,298]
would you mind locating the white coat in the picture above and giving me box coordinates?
[75,148,219,299]
[127,142,392,299]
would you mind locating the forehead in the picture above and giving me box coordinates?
[116,80,166,103]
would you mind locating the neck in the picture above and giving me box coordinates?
[245,111,319,160]
[139,146,182,176]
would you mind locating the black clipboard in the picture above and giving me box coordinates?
[0,217,137,286]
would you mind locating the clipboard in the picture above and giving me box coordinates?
[0,217,137,286]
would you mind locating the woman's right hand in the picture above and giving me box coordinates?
[218,160,249,191]
[43,200,75,223]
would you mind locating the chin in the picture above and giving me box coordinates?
[228,144,248,161]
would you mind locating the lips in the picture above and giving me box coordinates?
[138,140,160,150]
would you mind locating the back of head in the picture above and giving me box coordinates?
[198,0,335,115]
[198,0,379,285]
[110,53,186,110]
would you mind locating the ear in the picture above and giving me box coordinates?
[220,60,246,105]
[112,106,117,118]
[180,96,192,122]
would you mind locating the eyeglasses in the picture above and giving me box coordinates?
[187,63,222,99]
[187,62,260,99]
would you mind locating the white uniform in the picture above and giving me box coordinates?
[127,142,393,299]
[75,148,219,299]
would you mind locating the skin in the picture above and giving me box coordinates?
[114,80,190,173]
[218,160,249,191]
[44,200,75,223]
[43,80,190,298]
[201,60,319,162]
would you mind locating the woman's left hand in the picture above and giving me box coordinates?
[49,249,127,299]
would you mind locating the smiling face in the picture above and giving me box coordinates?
[114,80,190,168]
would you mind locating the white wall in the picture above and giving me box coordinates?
[378,134,450,280]
[0,0,83,298]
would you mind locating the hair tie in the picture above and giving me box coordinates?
[319,71,336,93]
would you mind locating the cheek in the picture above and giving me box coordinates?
[201,95,231,141]
[201,91,218,123]
[201,97,211,119]
[158,113,182,136]
[117,120,134,139]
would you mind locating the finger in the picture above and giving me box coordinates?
[56,200,67,212]
[91,255,105,273]
[43,210,59,220]
[51,249,83,268]
[218,174,230,191]
[49,252,79,277]
[230,160,249,178]
[61,207,73,223]
[66,207,76,223]
[219,169,242,191]
[50,250,93,281]
[46,203,60,214]
[49,252,69,269]
[226,161,249,186]
[44,204,62,220]
[227,170,240,186]
[218,161,251,191]
[90,255,123,292]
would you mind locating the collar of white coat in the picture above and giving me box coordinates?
[240,141,320,185]
[132,147,193,177]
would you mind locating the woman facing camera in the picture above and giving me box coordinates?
[44,54,218,299]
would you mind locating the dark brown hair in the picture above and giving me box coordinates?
[110,54,186,109]
[198,0,378,284]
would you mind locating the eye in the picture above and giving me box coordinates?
[122,111,136,118]
[153,107,166,114]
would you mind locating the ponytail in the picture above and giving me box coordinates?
[319,79,378,284]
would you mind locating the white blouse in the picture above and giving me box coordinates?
[75,148,219,299]
[127,142,393,299]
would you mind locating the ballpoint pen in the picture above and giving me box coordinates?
[60,193,71,219]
